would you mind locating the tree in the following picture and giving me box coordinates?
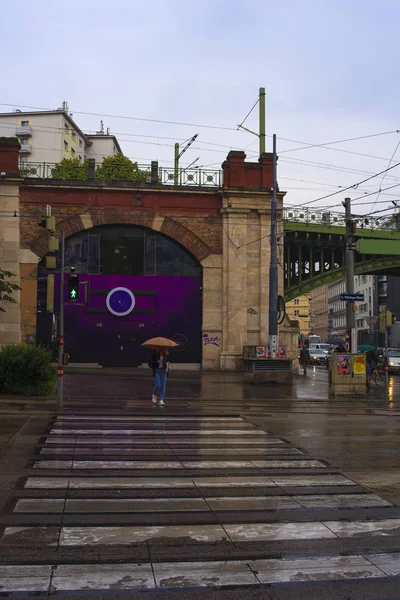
[51,157,89,180]
[0,270,21,312]
[95,154,149,183]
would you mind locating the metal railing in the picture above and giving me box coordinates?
[19,161,222,188]
[283,207,400,232]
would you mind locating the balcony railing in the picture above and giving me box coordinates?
[16,126,32,136]
[18,161,222,187]
[19,144,32,154]
[283,206,400,232]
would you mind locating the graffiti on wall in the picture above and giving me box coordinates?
[203,333,220,347]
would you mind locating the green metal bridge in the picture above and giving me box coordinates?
[283,207,400,301]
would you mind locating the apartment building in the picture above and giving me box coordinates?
[0,103,121,166]
[328,275,376,339]
[86,121,122,160]
[309,285,328,341]
[286,295,310,337]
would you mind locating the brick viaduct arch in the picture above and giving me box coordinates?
[29,208,216,264]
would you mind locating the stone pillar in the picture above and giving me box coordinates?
[0,138,22,346]
[220,207,250,370]
[201,254,223,370]
[0,182,21,345]
[217,150,286,371]
[20,250,41,344]
[259,209,271,344]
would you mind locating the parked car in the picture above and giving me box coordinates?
[309,343,330,354]
[387,348,400,373]
[309,348,329,365]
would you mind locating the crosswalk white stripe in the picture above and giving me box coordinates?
[0,554,394,591]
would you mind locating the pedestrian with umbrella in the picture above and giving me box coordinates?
[142,337,178,406]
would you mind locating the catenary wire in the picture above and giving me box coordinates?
[369,139,400,213]
[2,102,399,163]
[0,102,243,132]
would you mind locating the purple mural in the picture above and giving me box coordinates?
[53,274,202,366]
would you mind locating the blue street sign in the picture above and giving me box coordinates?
[340,293,364,302]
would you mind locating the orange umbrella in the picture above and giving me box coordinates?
[141,337,179,349]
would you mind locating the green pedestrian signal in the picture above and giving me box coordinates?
[68,274,79,302]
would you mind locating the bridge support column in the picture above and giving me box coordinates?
[219,201,285,370]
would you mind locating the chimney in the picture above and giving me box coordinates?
[0,137,21,175]
[62,101,69,113]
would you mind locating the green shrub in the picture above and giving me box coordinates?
[51,157,89,180]
[0,344,57,396]
[95,154,149,182]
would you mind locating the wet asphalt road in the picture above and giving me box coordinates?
[1,367,400,597]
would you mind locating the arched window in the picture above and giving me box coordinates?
[40,225,201,277]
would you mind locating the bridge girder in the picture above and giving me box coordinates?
[285,256,400,301]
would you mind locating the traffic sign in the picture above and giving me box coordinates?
[340,293,364,302]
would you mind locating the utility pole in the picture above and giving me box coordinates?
[384,304,389,389]
[56,232,65,411]
[174,143,179,185]
[344,197,356,352]
[268,133,278,357]
[174,135,198,184]
[259,87,266,156]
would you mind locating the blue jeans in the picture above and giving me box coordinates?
[153,370,168,401]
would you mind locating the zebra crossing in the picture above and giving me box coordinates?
[2,411,400,594]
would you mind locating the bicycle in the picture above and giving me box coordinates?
[368,363,385,387]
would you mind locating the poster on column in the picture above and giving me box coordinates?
[337,355,351,375]
[352,354,366,375]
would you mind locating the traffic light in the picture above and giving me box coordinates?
[39,208,58,270]
[46,274,55,313]
[68,274,79,302]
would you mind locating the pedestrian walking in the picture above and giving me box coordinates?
[299,345,310,375]
[148,347,170,406]
[142,337,179,407]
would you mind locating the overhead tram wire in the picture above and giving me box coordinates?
[6,120,400,179]
[4,102,399,163]
[286,160,400,209]
[369,138,400,213]
[278,130,400,157]
[0,102,242,132]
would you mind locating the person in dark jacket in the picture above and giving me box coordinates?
[148,347,170,406]
[299,345,310,375]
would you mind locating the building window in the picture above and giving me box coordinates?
[71,148,75,156]
[20,138,28,145]
[294,299,299,305]
[79,155,82,162]
[64,140,68,151]
[72,132,76,142]
[21,121,29,127]
[64,122,69,132]
[20,156,28,166]
[294,310,299,317]
[79,139,83,147]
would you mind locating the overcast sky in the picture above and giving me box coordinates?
[1,0,400,217]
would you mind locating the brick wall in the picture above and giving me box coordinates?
[20,185,223,261]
